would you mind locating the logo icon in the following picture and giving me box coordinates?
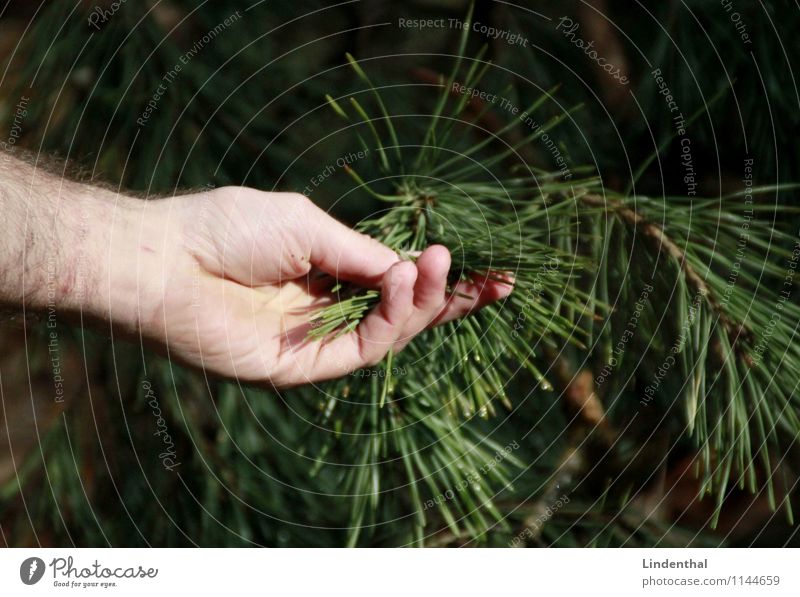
[20,557,46,585]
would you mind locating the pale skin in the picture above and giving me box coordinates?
[0,154,511,388]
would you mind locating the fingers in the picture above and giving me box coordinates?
[412,245,450,310]
[354,261,418,363]
[433,273,514,325]
[313,261,417,379]
[305,201,399,287]
[306,248,513,384]
[391,245,451,351]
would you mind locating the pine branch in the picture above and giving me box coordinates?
[580,193,752,355]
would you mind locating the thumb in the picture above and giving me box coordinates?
[306,203,399,287]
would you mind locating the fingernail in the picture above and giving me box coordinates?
[497,282,514,298]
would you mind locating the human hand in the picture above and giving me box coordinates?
[135,187,512,386]
[7,175,511,387]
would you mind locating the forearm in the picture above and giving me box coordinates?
[0,153,169,331]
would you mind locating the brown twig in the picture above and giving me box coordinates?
[580,193,754,364]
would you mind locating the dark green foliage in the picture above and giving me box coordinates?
[2,0,799,547]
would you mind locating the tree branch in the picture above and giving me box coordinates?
[580,193,754,364]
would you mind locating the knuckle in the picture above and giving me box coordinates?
[208,185,242,202]
[285,191,314,211]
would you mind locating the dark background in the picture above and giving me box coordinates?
[0,0,798,547]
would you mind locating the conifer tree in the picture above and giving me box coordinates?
[1,0,798,547]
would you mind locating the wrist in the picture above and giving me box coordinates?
[74,191,183,336]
